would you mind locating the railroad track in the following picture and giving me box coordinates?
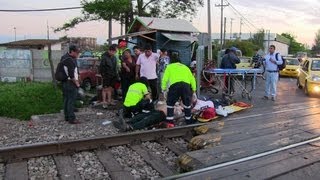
[0,124,202,180]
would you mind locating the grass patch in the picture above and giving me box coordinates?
[0,82,63,120]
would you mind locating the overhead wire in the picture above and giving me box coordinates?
[0,7,82,12]
[224,0,260,31]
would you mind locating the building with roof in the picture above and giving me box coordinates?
[110,16,199,65]
[0,39,64,50]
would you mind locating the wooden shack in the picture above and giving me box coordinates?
[111,16,199,65]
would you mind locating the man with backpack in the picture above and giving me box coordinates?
[262,45,284,101]
[57,45,81,124]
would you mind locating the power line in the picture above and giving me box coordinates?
[227,6,255,32]
[0,7,82,12]
[224,0,259,30]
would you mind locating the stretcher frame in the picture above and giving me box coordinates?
[203,68,263,100]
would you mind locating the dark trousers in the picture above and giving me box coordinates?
[148,79,158,101]
[121,78,134,101]
[166,82,192,122]
[127,110,166,130]
[124,99,154,118]
[62,81,77,122]
[224,76,234,94]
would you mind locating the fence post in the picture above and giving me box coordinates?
[196,46,205,97]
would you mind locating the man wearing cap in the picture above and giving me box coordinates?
[60,45,81,124]
[220,47,240,94]
[161,54,196,126]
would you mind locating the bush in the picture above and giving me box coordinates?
[0,82,63,120]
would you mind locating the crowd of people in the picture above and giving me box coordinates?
[59,41,283,128]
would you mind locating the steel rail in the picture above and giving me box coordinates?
[164,136,320,180]
[0,123,201,163]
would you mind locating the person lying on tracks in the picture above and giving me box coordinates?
[123,76,154,118]
[113,109,167,131]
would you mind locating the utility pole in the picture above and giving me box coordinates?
[47,20,50,40]
[223,17,227,48]
[239,18,243,40]
[230,18,234,40]
[207,0,212,60]
[108,19,112,45]
[215,0,229,50]
[120,22,123,36]
[267,29,271,49]
[47,20,57,88]
[13,27,16,41]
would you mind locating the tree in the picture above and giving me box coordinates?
[225,40,258,57]
[312,29,320,56]
[249,29,265,50]
[281,33,306,54]
[54,0,204,33]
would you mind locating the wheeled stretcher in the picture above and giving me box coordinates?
[203,68,263,101]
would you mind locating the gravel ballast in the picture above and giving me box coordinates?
[142,141,178,168]
[0,163,4,180]
[171,137,188,149]
[28,156,58,180]
[111,145,160,179]
[0,108,119,147]
[72,151,110,180]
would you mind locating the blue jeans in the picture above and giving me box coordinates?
[62,81,77,121]
[265,71,279,97]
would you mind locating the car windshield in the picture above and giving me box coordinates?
[240,58,250,63]
[286,59,300,65]
[311,60,320,71]
[77,59,94,69]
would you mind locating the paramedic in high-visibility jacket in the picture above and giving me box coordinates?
[161,54,197,126]
[123,76,153,118]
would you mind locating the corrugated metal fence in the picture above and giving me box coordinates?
[0,49,63,82]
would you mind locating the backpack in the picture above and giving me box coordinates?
[55,60,68,81]
[275,53,286,71]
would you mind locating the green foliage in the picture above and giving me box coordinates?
[0,82,63,120]
[312,29,320,55]
[281,33,306,54]
[250,29,265,50]
[55,0,204,32]
[225,40,258,57]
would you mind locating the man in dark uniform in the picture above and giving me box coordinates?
[60,45,81,124]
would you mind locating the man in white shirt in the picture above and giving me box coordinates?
[263,45,283,101]
[136,44,159,101]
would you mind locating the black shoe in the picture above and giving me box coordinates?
[112,121,123,129]
[186,119,197,125]
[69,120,81,124]
[112,121,132,132]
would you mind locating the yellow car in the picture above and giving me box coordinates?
[236,57,251,69]
[297,58,320,96]
[280,58,300,77]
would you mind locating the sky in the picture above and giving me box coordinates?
[0,0,319,46]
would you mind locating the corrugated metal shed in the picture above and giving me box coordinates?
[128,17,199,33]
[161,33,198,42]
